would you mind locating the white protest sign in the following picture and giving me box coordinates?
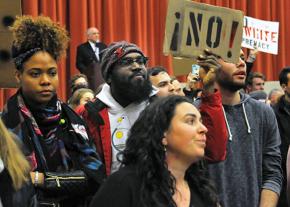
[164,0,244,63]
[242,16,279,55]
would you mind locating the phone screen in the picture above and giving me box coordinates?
[192,64,200,76]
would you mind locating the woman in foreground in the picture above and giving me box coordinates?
[90,95,219,207]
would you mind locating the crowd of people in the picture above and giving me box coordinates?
[0,14,289,207]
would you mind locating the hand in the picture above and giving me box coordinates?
[186,72,199,90]
[197,49,222,92]
[247,47,259,63]
[30,171,45,186]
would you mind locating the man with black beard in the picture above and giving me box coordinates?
[198,50,282,207]
[76,41,156,176]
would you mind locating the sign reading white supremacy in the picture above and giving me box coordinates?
[163,0,244,63]
[242,16,279,55]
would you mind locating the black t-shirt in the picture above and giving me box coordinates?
[89,165,207,207]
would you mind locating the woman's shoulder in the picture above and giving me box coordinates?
[106,165,139,186]
[89,165,141,207]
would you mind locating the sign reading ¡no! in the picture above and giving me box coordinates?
[163,0,244,63]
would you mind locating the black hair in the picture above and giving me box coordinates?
[279,67,290,86]
[120,95,218,207]
[148,66,167,77]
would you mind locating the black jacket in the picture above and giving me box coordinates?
[273,95,290,207]
[76,41,106,74]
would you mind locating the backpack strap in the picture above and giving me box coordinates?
[85,99,107,126]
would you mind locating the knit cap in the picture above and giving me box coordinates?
[101,41,145,83]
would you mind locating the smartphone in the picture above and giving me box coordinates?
[191,64,200,76]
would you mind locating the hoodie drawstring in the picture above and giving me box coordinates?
[222,103,251,141]
[242,103,251,134]
[222,106,233,141]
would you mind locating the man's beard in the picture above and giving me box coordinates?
[216,73,245,92]
[111,72,153,103]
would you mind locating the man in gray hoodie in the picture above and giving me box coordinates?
[197,50,282,207]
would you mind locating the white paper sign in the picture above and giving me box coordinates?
[242,16,279,54]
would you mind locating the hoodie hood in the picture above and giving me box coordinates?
[223,92,252,141]
[96,83,158,114]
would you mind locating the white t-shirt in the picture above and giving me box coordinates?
[97,84,150,174]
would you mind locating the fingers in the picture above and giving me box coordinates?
[203,49,221,59]
[197,59,221,71]
[196,49,222,71]
[197,59,220,70]
[197,54,219,62]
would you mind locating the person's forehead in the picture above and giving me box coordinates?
[157,72,170,80]
[23,51,57,68]
[172,79,181,85]
[253,77,264,82]
[150,72,170,84]
[89,28,99,34]
[175,102,200,118]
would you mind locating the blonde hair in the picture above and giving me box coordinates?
[0,120,30,190]
[69,88,94,109]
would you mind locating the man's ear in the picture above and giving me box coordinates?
[281,83,287,91]
[107,77,112,84]
[15,70,21,84]
[107,72,112,84]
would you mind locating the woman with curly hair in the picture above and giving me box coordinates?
[1,15,104,206]
[90,95,219,207]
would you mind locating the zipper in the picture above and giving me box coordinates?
[45,175,86,187]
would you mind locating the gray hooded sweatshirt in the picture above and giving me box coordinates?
[208,93,282,207]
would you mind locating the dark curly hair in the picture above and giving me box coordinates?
[120,95,218,207]
[10,15,69,70]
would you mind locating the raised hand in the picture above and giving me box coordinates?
[197,49,222,93]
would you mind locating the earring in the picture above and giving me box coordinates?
[163,145,167,152]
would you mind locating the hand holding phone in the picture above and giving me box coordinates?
[191,64,200,81]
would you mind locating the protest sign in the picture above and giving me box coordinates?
[172,57,197,77]
[242,16,279,55]
[164,0,244,64]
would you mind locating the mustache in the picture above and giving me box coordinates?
[130,70,147,78]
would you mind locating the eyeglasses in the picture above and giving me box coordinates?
[118,56,149,66]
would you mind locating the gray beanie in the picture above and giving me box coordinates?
[101,41,145,83]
